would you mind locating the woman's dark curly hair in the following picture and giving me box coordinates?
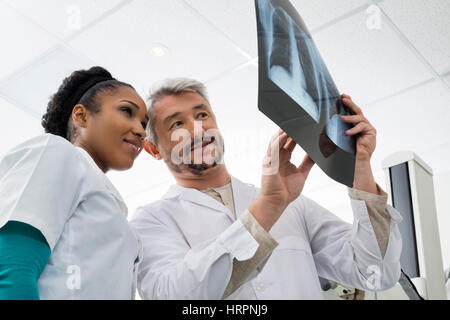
[41,66,134,141]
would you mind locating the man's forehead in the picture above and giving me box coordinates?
[153,92,211,115]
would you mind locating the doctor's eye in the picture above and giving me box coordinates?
[197,112,208,119]
[170,121,183,129]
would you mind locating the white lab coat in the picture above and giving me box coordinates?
[131,176,403,300]
[0,134,141,299]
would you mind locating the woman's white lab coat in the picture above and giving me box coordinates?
[131,176,403,299]
[0,134,141,299]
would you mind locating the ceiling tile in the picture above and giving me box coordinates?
[291,0,369,31]
[363,80,450,174]
[4,0,124,39]
[0,45,94,117]
[445,74,450,87]
[183,0,258,57]
[0,97,43,157]
[311,9,434,106]
[183,0,369,59]
[380,0,450,75]
[0,2,57,80]
[68,0,248,96]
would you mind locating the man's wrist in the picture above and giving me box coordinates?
[248,196,286,232]
[253,195,287,213]
[355,156,371,167]
[353,158,378,195]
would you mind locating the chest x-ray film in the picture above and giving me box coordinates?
[255,0,356,186]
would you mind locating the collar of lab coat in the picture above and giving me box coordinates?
[75,146,128,217]
[161,176,258,222]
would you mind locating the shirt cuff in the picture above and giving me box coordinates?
[239,210,279,252]
[217,217,259,261]
[347,183,388,205]
[348,184,391,259]
[221,210,278,299]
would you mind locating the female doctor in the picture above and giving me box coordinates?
[0,66,148,299]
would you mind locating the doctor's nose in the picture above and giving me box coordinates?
[186,120,207,138]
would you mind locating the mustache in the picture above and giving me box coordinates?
[190,136,216,151]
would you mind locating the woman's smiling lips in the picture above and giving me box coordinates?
[123,138,142,157]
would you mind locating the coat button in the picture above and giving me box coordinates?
[255,282,265,292]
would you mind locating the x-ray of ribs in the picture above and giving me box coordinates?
[267,6,321,123]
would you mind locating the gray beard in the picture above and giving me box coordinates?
[187,162,218,175]
[164,155,221,176]
[163,149,224,176]
[162,137,225,176]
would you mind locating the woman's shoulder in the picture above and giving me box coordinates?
[6,133,78,156]
[0,133,83,173]
[10,133,74,151]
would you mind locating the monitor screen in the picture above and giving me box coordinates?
[390,162,420,278]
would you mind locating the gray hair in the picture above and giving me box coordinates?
[146,77,209,143]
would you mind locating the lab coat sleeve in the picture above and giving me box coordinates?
[131,207,261,300]
[222,210,278,299]
[296,193,403,292]
[0,134,85,250]
[348,185,391,258]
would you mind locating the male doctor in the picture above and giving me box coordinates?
[130,78,403,300]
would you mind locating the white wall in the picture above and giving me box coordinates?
[433,170,450,273]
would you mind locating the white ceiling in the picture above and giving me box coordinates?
[1,0,449,218]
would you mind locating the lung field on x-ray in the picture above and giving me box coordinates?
[256,0,356,186]
[263,2,354,155]
[268,7,321,123]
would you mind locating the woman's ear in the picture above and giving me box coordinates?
[72,104,89,128]
[144,140,163,160]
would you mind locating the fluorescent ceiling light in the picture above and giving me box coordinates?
[150,43,170,57]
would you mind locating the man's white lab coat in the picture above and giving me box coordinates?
[131,176,403,299]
